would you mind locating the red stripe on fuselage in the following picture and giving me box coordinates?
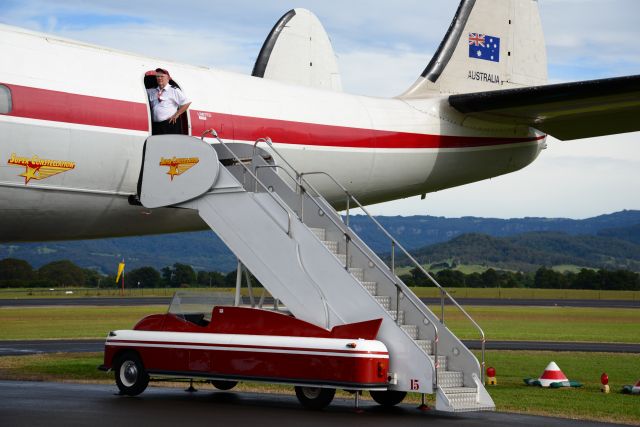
[4,83,149,131]
[190,110,545,149]
[2,83,543,148]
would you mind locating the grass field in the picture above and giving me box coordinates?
[0,305,638,343]
[0,301,638,423]
[0,351,638,424]
[429,306,640,343]
[478,350,640,424]
[0,306,163,340]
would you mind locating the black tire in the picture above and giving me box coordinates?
[294,386,335,409]
[210,380,238,391]
[114,352,149,396]
[369,390,407,407]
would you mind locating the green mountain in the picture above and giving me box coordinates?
[2,210,639,273]
[0,231,234,275]
[597,223,640,245]
[402,232,640,272]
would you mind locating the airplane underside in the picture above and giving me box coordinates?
[0,119,544,242]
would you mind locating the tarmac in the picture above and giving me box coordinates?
[0,380,629,427]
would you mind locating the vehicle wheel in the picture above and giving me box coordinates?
[114,352,149,396]
[294,386,335,409]
[211,380,238,390]
[369,390,407,407]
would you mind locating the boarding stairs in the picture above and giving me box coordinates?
[138,132,494,412]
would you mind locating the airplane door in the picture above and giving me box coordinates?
[143,70,191,136]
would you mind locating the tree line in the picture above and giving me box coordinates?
[0,258,243,289]
[400,266,640,291]
[1,258,638,291]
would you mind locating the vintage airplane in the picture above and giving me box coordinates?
[1,0,639,242]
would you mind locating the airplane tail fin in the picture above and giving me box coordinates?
[399,0,547,98]
[252,9,342,91]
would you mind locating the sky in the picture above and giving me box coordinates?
[1,0,639,219]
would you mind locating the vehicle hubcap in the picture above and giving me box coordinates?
[121,361,138,386]
[301,387,321,399]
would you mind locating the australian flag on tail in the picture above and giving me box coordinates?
[468,33,500,63]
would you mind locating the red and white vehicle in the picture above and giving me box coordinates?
[100,292,402,409]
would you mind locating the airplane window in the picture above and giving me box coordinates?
[0,85,11,114]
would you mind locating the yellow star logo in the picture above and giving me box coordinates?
[8,154,75,185]
[20,165,41,183]
[159,156,199,181]
[167,163,180,180]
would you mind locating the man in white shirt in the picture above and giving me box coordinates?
[147,68,191,135]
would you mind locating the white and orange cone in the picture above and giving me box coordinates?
[538,361,568,387]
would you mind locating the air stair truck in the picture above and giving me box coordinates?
[100,132,494,412]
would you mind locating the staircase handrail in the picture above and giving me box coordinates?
[299,171,486,382]
[255,137,486,383]
[202,129,293,237]
[253,140,448,387]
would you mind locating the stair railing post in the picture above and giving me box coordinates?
[300,186,305,223]
[440,288,445,324]
[481,337,486,384]
[434,334,439,390]
[395,285,401,326]
[344,233,350,270]
[345,196,350,228]
[391,241,401,325]
[391,241,395,276]
[234,260,242,307]
[245,268,255,308]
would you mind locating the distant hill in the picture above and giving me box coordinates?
[401,232,640,272]
[0,231,235,275]
[1,210,639,274]
[350,210,640,253]
[597,223,640,245]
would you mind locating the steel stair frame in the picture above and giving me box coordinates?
[141,132,493,411]
[214,143,440,394]
[249,137,494,411]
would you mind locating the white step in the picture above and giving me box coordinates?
[349,268,364,281]
[374,295,391,310]
[387,310,405,324]
[415,339,432,354]
[336,254,347,265]
[309,227,325,240]
[321,240,338,253]
[438,371,464,388]
[437,387,495,413]
[400,324,419,339]
[444,403,496,413]
[361,281,377,294]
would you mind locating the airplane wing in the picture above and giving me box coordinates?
[448,75,640,140]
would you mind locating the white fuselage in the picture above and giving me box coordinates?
[0,25,545,242]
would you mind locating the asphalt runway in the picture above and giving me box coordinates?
[0,380,626,427]
[1,339,637,357]
[1,297,638,308]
